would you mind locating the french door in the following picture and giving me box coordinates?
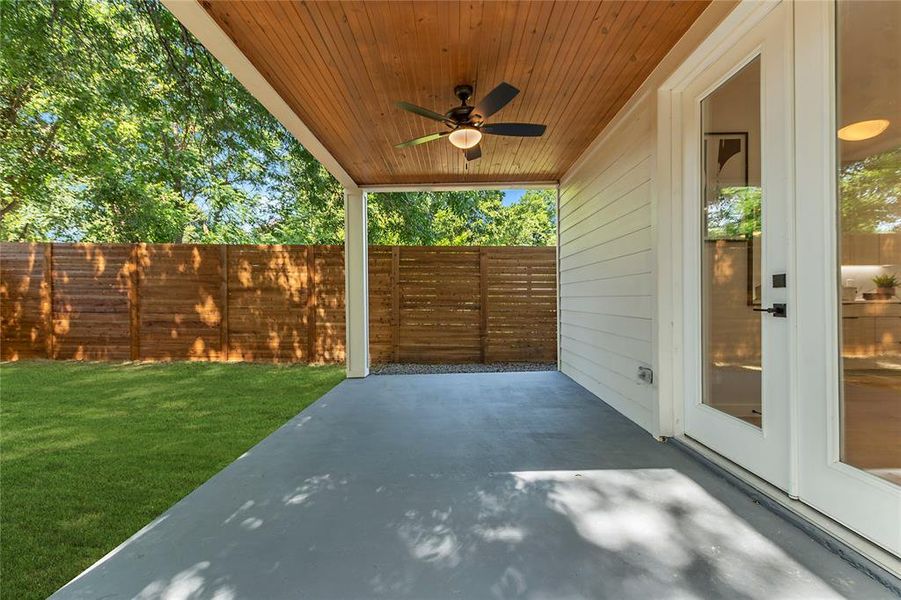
[793,1,900,555]
[681,1,793,491]
[678,0,900,556]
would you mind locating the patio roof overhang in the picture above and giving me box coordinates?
[161,0,715,378]
[162,0,711,189]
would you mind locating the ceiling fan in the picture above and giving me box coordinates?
[394,82,547,162]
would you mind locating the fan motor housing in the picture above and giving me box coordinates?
[446,105,475,124]
[454,84,474,103]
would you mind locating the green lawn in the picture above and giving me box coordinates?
[0,361,344,600]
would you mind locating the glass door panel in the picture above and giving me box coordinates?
[701,58,764,427]
[836,0,901,486]
[794,0,900,554]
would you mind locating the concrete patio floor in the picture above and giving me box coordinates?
[53,371,893,599]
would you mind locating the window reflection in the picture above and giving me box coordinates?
[701,58,763,426]
[837,0,901,485]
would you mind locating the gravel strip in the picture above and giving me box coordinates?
[369,362,556,375]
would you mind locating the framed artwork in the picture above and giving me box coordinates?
[704,132,749,205]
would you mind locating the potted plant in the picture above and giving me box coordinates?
[871,273,899,299]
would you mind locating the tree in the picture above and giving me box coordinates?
[701,147,901,239]
[493,190,556,246]
[367,189,555,246]
[0,0,343,243]
[839,148,901,233]
[0,0,554,246]
[705,186,761,240]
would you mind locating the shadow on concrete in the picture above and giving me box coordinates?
[52,372,894,599]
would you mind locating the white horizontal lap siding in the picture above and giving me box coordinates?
[559,97,657,433]
[555,1,735,436]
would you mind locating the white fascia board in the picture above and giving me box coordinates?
[161,0,359,191]
[361,181,558,193]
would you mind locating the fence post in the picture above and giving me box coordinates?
[128,244,141,361]
[306,245,317,362]
[219,245,229,361]
[392,246,400,362]
[480,247,489,363]
[42,243,54,358]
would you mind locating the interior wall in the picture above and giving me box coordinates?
[558,1,737,436]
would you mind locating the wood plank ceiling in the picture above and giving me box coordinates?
[201,0,710,185]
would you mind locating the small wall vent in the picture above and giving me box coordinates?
[638,366,654,385]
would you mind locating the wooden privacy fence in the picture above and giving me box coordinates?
[1,243,556,364]
[369,246,556,363]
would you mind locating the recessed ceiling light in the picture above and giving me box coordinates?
[448,127,482,149]
[838,119,890,141]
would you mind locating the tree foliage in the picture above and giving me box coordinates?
[839,148,901,233]
[0,0,554,246]
[705,186,761,240]
[368,189,555,246]
[1,0,345,243]
[704,147,900,238]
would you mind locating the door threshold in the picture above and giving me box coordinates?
[668,435,901,590]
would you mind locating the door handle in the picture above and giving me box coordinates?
[753,303,787,318]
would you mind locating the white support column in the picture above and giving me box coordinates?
[344,188,369,378]
[556,185,562,372]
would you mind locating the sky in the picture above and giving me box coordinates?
[502,189,526,206]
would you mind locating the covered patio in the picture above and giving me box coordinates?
[39,0,900,594]
[52,372,888,599]
[160,0,725,379]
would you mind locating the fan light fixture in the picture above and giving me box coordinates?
[838,119,890,141]
[448,127,482,149]
[394,83,546,161]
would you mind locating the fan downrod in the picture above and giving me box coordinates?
[447,85,476,124]
[454,84,474,104]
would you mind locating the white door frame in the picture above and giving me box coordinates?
[655,0,790,444]
[678,2,794,491]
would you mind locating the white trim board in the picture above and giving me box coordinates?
[161,0,358,191]
[361,182,558,193]
[556,185,563,372]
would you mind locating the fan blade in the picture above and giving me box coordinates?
[395,131,448,148]
[396,101,450,123]
[464,144,482,162]
[481,123,546,137]
[472,82,519,120]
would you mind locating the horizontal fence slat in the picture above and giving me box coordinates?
[2,243,556,365]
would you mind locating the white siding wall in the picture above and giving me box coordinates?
[559,96,657,432]
[557,1,735,436]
